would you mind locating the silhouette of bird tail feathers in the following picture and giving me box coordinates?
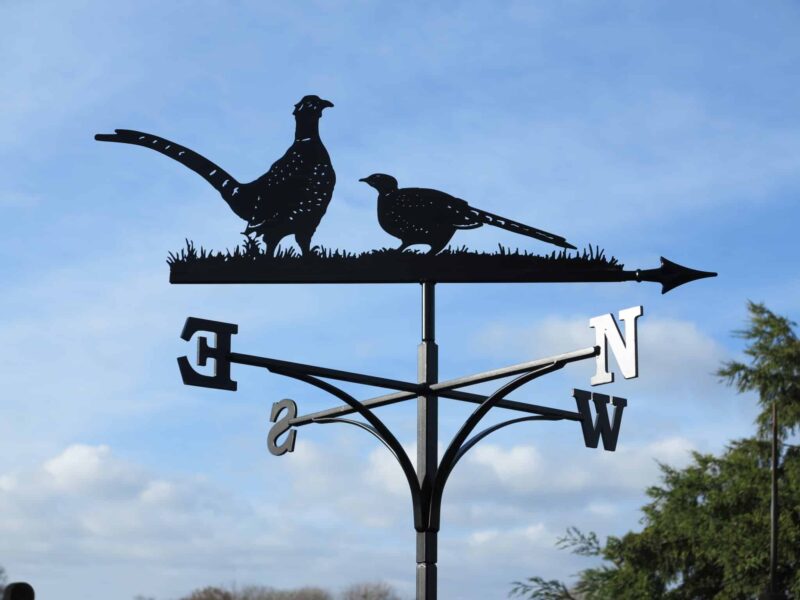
[94,129,252,222]
[470,207,576,250]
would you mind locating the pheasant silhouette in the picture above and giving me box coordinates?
[359,174,576,255]
[95,95,335,256]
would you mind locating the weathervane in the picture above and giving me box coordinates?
[96,95,716,600]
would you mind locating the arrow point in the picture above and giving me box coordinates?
[659,256,717,294]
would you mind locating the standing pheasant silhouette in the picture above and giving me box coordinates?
[359,174,576,254]
[95,95,335,256]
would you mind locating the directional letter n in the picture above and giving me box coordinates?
[573,389,627,452]
[590,305,643,386]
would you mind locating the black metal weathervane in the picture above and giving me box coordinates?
[96,95,716,600]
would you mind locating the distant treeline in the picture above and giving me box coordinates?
[134,581,403,600]
[0,570,404,600]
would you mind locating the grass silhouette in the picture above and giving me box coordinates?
[168,238,624,284]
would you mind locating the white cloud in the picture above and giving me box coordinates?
[470,444,544,492]
[2,445,247,555]
[455,436,695,501]
[139,479,177,504]
[43,444,139,495]
[0,433,695,599]
[365,443,416,498]
[467,523,552,552]
[1,443,355,597]
[1,2,795,599]
[472,313,727,397]
[586,502,618,518]
[475,315,590,359]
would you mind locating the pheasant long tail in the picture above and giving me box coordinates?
[471,207,576,250]
[95,129,252,222]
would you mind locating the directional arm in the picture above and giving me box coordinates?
[451,415,559,470]
[313,417,403,460]
[290,388,582,426]
[289,346,598,426]
[272,369,425,530]
[230,351,422,394]
[177,317,604,533]
[428,362,566,530]
[177,318,597,424]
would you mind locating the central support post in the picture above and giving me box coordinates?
[417,282,438,599]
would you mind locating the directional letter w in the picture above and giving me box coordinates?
[573,389,627,452]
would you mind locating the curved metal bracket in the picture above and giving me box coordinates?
[270,368,424,529]
[428,361,565,530]
[313,416,402,462]
[452,415,560,469]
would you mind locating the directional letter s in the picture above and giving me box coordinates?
[268,399,297,456]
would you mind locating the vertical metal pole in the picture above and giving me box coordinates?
[417,282,438,600]
[770,400,779,598]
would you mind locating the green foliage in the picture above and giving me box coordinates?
[717,301,800,438]
[512,303,800,599]
[512,441,800,599]
[509,575,577,599]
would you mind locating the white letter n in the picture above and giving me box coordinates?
[590,306,643,386]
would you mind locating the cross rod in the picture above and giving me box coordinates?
[433,345,598,391]
[229,351,422,393]
[290,387,582,426]
[289,346,598,426]
[231,346,597,399]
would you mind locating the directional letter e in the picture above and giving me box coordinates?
[177,317,238,391]
[590,305,643,386]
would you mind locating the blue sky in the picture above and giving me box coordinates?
[1,1,799,598]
